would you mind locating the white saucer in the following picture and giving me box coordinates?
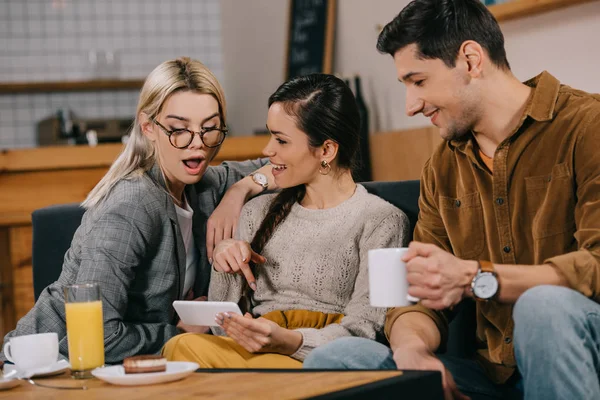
[92,361,198,386]
[3,359,71,378]
[0,377,21,391]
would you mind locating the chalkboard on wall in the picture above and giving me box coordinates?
[285,0,336,80]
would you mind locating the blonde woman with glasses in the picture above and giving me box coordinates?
[1,57,273,364]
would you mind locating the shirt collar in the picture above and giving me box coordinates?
[523,70,560,122]
[449,71,561,158]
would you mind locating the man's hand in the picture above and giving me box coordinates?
[393,341,470,400]
[216,312,302,355]
[403,242,479,310]
[212,239,266,291]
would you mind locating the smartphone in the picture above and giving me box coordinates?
[172,301,242,326]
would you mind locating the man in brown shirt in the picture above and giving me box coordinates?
[303,1,600,399]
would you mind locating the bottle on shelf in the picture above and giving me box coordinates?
[343,77,352,91]
[57,109,77,145]
[353,75,372,182]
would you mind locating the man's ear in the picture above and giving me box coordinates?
[459,40,484,78]
[320,139,339,164]
[139,112,157,141]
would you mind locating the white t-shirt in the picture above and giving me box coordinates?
[175,197,198,297]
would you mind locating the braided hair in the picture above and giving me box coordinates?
[250,74,361,255]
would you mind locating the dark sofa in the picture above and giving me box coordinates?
[31,180,475,357]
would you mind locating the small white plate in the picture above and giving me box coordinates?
[91,361,198,386]
[3,359,71,378]
[0,377,21,391]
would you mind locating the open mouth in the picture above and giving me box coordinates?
[183,159,203,168]
[182,157,205,173]
[271,163,287,171]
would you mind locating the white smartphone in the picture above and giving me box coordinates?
[173,301,243,326]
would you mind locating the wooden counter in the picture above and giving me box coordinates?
[369,126,442,182]
[0,135,269,337]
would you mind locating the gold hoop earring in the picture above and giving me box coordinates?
[319,160,331,175]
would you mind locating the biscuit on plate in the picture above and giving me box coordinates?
[123,355,167,374]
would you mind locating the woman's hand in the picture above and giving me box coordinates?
[176,294,210,334]
[177,320,210,334]
[212,239,266,291]
[206,185,249,262]
[216,312,302,355]
[206,164,277,263]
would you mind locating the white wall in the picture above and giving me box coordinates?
[220,0,288,136]
[0,0,224,149]
[221,0,600,135]
[502,2,600,93]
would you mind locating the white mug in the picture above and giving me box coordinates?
[3,332,59,371]
[368,247,419,307]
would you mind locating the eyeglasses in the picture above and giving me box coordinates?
[152,119,228,149]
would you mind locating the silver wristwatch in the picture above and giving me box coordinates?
[471,260,499,301]
[249,172,268,191]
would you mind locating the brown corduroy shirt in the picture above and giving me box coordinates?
[385,71,600,384]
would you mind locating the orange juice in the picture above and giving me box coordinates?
[65,300,105,371]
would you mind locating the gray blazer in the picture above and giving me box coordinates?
[2,159,265,363]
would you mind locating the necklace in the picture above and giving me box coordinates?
[170,193,184,208]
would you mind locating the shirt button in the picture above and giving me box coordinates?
[503,246,511,253]
[504,337,512,344]
[455,200,461,207]
[496,197,504,205]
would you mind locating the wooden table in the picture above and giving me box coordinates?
[0,370,443,399]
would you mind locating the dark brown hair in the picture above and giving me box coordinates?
[377,0,510,70]
[250,74,360,256]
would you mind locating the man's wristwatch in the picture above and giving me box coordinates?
[471,260,499,301]
[249,172,268,191]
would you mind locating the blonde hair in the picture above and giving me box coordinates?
[82,57,227,209]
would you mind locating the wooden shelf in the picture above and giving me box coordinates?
[0,79,144,94]
[0,135,270,227]
[2,0,597,96]
[0,135,269,174]
[490,0,597,22]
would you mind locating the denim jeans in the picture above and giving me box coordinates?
[513,285,600,399]
[304,286,600,400]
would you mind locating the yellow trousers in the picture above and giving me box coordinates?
[162,309,343,369]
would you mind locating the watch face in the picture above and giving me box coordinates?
[253,173,268,186]
[473,272,499,299]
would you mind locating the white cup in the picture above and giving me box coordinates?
[368,247,419,307]
[3,332,59,371]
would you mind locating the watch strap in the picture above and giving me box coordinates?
[478,260,495,274]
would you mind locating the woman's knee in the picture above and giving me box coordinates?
[162,333,212,362]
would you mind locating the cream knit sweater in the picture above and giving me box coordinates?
[208,185,410,361]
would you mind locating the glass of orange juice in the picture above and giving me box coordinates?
[64,283,105,379]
